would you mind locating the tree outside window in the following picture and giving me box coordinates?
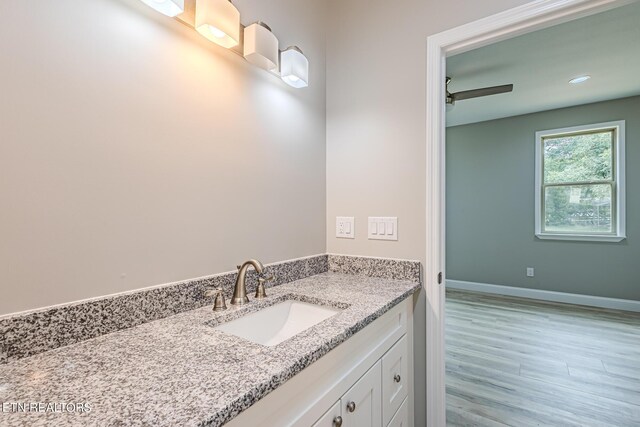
[535,122,626,242]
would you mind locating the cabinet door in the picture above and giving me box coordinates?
[312,400,342,427]
[341,360,382,427]
[387,397,408,427]
[381,335,408,426]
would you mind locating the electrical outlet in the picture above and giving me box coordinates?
[526,267,535,277]
[336,217,355,239]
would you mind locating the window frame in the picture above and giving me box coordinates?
[534,120,626,242]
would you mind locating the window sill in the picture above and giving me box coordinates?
[535,233,626,242]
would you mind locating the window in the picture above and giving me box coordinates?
[535,121,626,242]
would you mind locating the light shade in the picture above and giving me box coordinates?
[280,46,309,88]
[195,0,240,49]
[244,22,279,71]
[139,0,184,17]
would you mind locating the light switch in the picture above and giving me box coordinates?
[336,216,355,239]
[368,217,398,241]
[386,222,394,235]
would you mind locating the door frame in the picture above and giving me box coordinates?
[424,0,635,425]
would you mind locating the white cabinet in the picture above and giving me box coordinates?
[341,361,382,427]
[381,335,408,426]
[226,297,414,427]
[387,397,409,427]
[311,336,410,427]
[313,400,342,427]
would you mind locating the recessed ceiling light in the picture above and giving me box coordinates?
[569,75,591,84]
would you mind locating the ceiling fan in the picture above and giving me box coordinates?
[446,77,513,105]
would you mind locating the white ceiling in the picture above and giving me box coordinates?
[446,1,640,127]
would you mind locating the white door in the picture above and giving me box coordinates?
[341,360,382,427]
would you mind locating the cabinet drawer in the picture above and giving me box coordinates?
[312,400,342,427]
[341,360,382,427]
[387,397,408,427]
[381,335,408,426]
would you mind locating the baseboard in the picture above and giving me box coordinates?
[446,279,640,313]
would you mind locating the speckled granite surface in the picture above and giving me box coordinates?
[0,273,420,427]
[0,255,329,364]
[0,254,418,366]
[328,254,421,282]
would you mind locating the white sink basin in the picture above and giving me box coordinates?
[214,300,341,346]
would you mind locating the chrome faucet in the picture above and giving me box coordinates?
[231,259,274,305]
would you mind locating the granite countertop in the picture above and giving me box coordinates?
[0,272,420,427]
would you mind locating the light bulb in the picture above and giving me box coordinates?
[209,26,226,38]
[139,0,184,17]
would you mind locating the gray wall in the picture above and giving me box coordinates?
[446,96,640,301]
[0,0,327,315]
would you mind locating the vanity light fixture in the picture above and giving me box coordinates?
[244,22,279,71]
[139,0,184,17]
[134,0,310,89]
[280,46,309,88]
[569,75,591,84]
[195,0,241,49]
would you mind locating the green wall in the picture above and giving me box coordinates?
[446,96,640,301]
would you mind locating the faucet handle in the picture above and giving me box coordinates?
[255,274,274,299]
[206,287,227,311]
[255,277,268,299]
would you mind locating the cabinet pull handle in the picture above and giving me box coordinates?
[346,401,356,413]
[394,374,401,383]
[333,415,343,427]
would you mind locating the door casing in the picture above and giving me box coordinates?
[424,0,636,425]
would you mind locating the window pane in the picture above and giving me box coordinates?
[543,131,613,184]
[544,184,613,233]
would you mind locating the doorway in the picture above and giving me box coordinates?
[424,0,637,425]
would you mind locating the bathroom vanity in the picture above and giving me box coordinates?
[0,256,420,427]
[226,293,413,427]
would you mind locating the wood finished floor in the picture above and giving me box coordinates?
[445,290,640,427]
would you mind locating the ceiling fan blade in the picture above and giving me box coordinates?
[451,84,513,101]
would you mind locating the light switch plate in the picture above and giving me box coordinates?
[368,217,398,241]
[336,217,355,239]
